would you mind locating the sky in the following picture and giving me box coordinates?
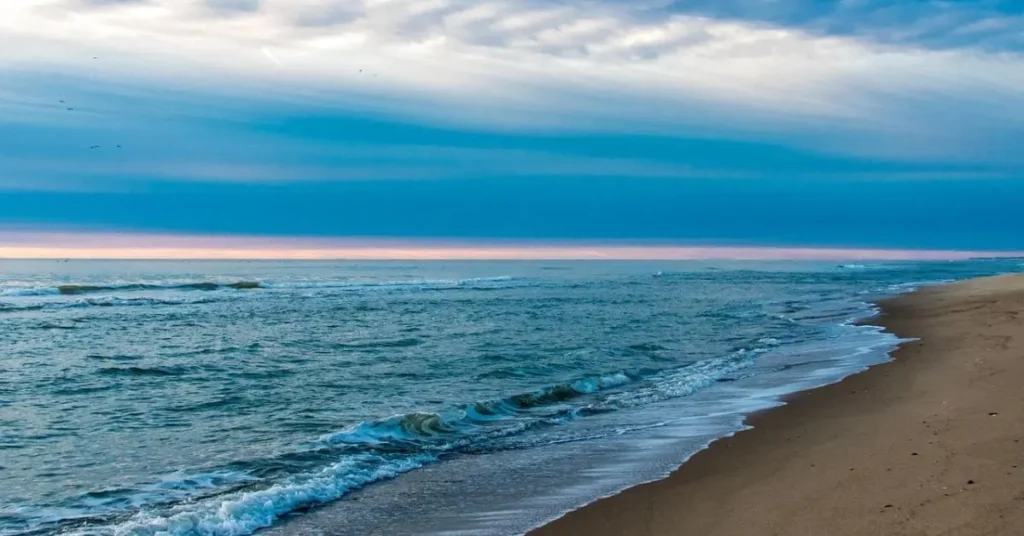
[1,0,1024,258]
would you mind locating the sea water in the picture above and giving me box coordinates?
[1,259,1020,536]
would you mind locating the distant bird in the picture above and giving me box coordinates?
[93,57,98,60]
[358,69,363,73]
[66,107,74,111]
[59,100,65,103]
[116,145,121,148]
[89,145,100,149]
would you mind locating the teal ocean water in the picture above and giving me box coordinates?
[1,259,1020,536]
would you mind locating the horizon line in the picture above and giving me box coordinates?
[3,256,1022,262]
[1,231,1022,261]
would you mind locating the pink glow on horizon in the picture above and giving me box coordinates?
[0,231,1020,260]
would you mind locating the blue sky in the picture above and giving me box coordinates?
[2,0,1024,252]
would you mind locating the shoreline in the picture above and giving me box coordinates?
[259,284,904,536]
[530,274,1024,535]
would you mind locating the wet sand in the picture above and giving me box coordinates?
[531,274,1024,536]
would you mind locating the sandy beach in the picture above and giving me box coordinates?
[532,274,1024,536]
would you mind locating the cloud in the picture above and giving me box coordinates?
[204,0,261,15]
[3,83,1017,198]
[2,0,1023,250]
[0,0,1023,170]
[654,0,1024,53]
[76,0,146,6]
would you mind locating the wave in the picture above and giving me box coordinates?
[32,354,755,536]
[66,454,433,536]
[0,281,261,298]
[263,276,516,292]
[0,296,225,313]
[318,351,758,454]
[318,370,639,451]
[0,277,514,301]
[0,301,43,312]
[58,281,262,295]
[30,323,79,330]
[87,353,142,361]
[625,342,669,353]
[96,366,189,377]
[0,287,58,297]
[332,337,424,349]
[78,296,222,309]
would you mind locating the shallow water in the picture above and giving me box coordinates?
[1,259,1020,536]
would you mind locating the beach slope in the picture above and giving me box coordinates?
[531,274,1024,536]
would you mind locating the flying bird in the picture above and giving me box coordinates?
[89,145,100,149]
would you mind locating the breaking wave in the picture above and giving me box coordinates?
[57,281,261,295]
[0,277,515,299]
[0,296,224,312]
[0,281,261,297]
[262,276,516,292]
[28,350,759,536]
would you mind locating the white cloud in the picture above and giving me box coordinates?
[1,0,1024,163]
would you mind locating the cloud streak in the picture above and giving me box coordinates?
[657,0,1024,53]
[2,0,1024,164]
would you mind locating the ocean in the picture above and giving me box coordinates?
[1,259,1020,536]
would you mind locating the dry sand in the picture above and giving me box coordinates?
[531,274,1024,536]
